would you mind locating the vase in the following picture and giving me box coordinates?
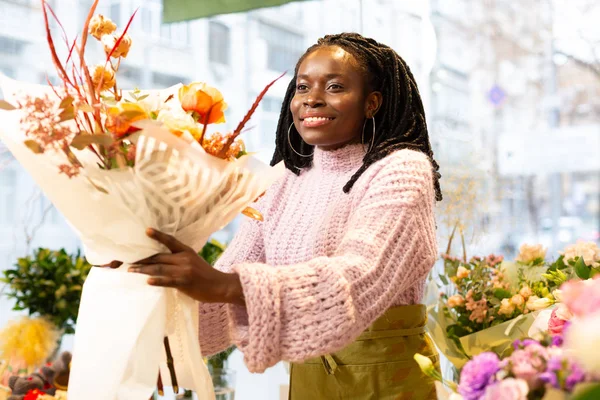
[210,369,236,400]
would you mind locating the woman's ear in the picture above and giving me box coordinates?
[365,91,383,118]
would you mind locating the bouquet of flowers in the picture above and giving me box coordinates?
[427,229,571,369]
[419,276,600,400]
[0,1,284,399]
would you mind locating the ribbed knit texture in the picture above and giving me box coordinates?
[198,144,438,373]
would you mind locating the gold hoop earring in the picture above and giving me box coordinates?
[361,117,376,153]
[287,123,313,157]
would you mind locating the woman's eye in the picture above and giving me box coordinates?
[328,84,343,90]
[296,84,308,91]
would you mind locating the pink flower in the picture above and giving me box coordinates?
[466,296,488,323]
[482,378,529,400]
[548,304,573,335]
[561,277,600,317]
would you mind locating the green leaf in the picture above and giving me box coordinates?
[493,288,512,300]
[70,134,114,150]
[0,99,16,110]
[24,140,43,154]
[438,274,449,285]
[574,256,590,280]
[573,384,600,400]
[137,94,149,101]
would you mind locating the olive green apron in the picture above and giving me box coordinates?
[289,304,439,400]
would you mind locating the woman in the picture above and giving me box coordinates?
[132,33,443,399]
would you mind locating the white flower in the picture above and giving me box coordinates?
[157,107,200,138]
[565,312,600,373]
[526,296,552,311]
[551,289,563,303]
[516,244,547,264]
[561,240,600,268]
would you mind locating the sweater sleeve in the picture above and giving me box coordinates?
[198,199,267,356]
[228,150,438,372]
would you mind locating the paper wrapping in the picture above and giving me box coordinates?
[0,74,284,399]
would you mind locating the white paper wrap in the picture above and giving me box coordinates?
[0,74,284,399]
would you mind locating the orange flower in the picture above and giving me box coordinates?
[105,103,148,138]
[178,83,227,124]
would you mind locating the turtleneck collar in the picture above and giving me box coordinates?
[312,143,366,173]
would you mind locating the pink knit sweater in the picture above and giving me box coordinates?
[198,144,438,373]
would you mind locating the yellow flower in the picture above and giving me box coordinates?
[89,14,117,40]
[91,64,116,92]
[102,33,132,58]
[157,107,201,140]
[105,102,148,138]
[516,244,547,264]
[413,353,435,374]
[178,83,227,124]
[456,266,470,279]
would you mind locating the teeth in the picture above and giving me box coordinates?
[305,117,332,122]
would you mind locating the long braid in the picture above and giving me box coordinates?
[270,32,442,201]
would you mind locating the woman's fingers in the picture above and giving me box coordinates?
[146,228,191,253]
[129,263,179,277]
[147,275,187,288]
[134,252,179,265]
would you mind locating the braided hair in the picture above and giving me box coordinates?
[270,32,442,201]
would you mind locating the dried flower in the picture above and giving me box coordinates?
[101,33,132,58]
[178,82,227,124]
[516,244,547,264]
[88,14,117,40]
[91,64,116,92]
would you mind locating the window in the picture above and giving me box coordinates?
[261,97,283,113]
[152,72,186,88]
[259,22,303,72]
[141,7,154,34]
[161,22,190,45]
[109,3,120,25]
[0,36,26,55]
[209,21,230,65]
[0,169,16,224]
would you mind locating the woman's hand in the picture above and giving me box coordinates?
[128,228,245,305]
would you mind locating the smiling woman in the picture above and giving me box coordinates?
[133,32,443,399]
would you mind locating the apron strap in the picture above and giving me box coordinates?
[357,325,426,340]
[320,354,339,375]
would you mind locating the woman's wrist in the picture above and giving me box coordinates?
[223,272,246,306]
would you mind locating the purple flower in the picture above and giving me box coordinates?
[459,353,501,400]
[551,335,564,347]
[566,362,586,391]
[539,371,559,388]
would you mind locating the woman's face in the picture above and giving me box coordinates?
[290,46,382,150]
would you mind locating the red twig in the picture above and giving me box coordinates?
[217,72,286,158]
[106,9,138,62]
[41,0,74,88]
